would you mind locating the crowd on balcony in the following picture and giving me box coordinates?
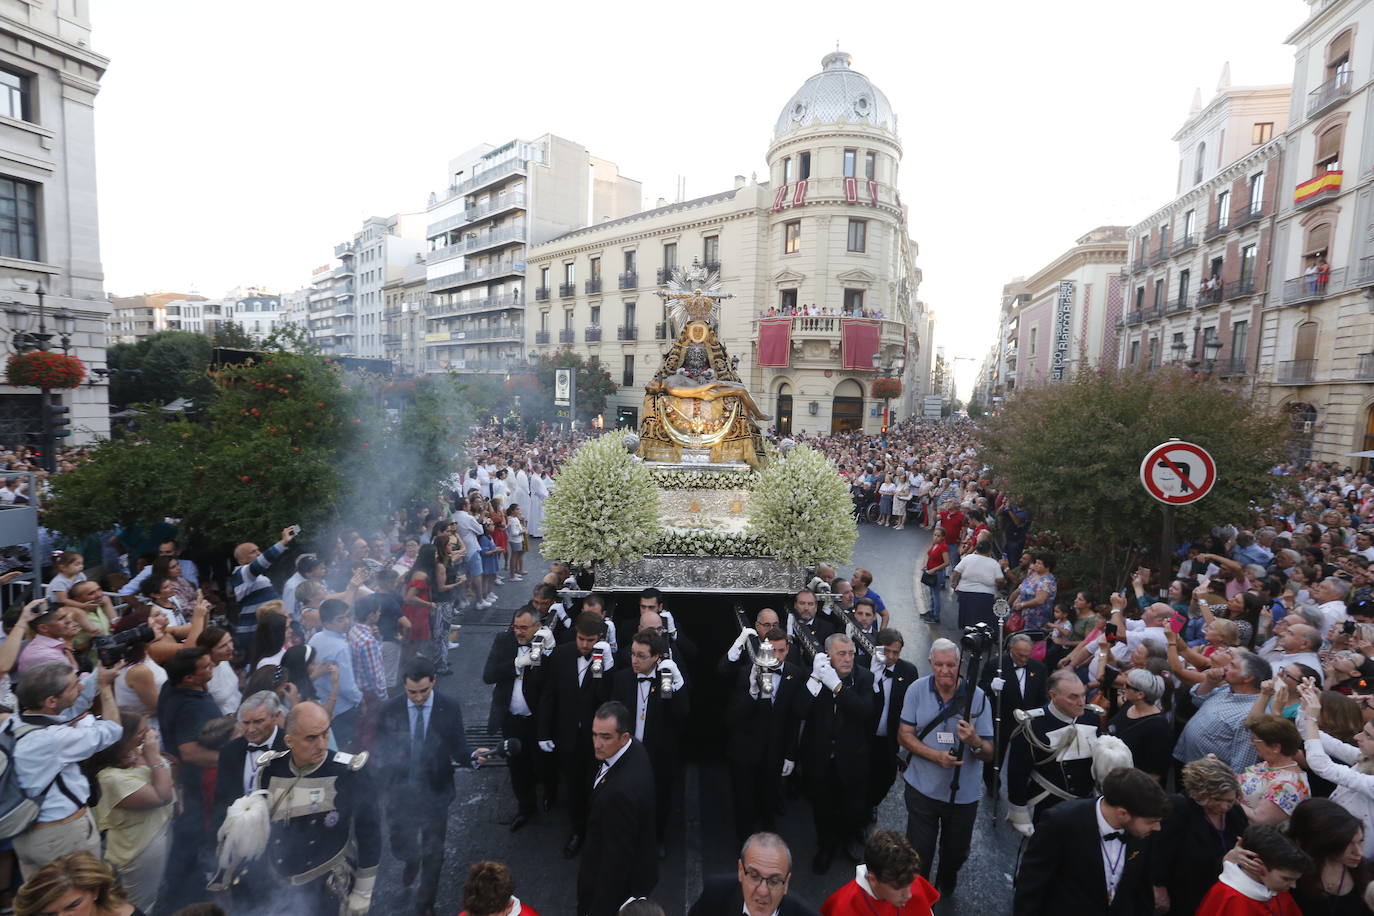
[759,304,887,319]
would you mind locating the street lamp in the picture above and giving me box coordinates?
[1,282,76,472]
[872,351,907,432]
[1202,336,1223,373]
[1171,338,1188,364]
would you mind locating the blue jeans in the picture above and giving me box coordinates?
[926,571,945,620]
[947,544,960,572]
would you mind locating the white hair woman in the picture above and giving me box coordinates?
[1107,669,1172,782]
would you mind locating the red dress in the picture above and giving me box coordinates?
[403,572,431,642]
[821,875,940,915]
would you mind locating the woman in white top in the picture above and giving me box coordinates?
[197,625,240,715]
[950,537,1007,632]
[1298,683,1374,857]
[112,610,170,732]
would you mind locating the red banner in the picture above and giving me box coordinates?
[844,177,858,203]
[868,179,879,206]
[771,185,789,211]
[757,318,792,368]
[841,318,881,370]
[792,179,808,207]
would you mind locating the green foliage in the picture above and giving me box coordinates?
[541,431,661,568]
[107,331,217,410]
[212,321,257,349]
[981,367,1291,591]
[529,350,618,426]
[747,444,857,566]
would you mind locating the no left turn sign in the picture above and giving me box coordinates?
[1139,440,1216,506]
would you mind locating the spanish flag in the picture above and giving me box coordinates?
[1295,169,1342,204]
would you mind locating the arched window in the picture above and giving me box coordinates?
[1328,29,1353,84]
[1294,321,1318,362]
[1194,142,1207,185]
[1304,223,1331,259]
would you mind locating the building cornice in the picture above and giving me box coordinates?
[1286,0,1363,46]
[1022,245,1127,295]
[528,205,758,263]
[1129,138,1285,234]
[0,18,107,76]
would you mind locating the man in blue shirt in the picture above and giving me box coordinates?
[309,599,363,749]
[897,637,993,898]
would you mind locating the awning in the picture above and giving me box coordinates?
[1345,450,1374,458]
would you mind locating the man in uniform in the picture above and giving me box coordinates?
[482,606,552,830]
[868,628,919,822]
[726,627,805,844]
[787,589,836,667]
[1005,668,1108,833]
[980,633,1047,795]
[256,701,381,915]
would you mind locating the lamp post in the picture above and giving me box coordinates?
[1202,336,1223,375]
[871,351,907,433]
[1171,338,1188,365]
[3,283,74,472]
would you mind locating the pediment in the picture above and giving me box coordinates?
[772,268,806,284]
[835,268,879,285]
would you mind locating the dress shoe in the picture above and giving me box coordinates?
[562,833,583,858]
[401,859,419,886]
[844,837,865,864]
[811,848,833,875]
[509,814,530,833]
[542,797,556,813]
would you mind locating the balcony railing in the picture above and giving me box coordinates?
[617,324,638,340]
[1197,285,1225,306]
[1123,311,1144,326]
[1131,257,1148,273]
[426,191,527,237]
[426,260,521,291]
[584,327,602,342]
[434,157,530,204]
[1171,232,1198,256]
[619,271,638,290]
[1307,69,1353,119]
[535,330,550,345]
[703,260,722,274]
[1149,246,1169,266]
[559,282,576,298]
[1139,305,1164,322]
[424,292,524,318]
[461,223,527,256]
[1277,359,1316,384]
[535,287,550,302]
[1282,266,1345,305]
[1295,170,1343,209]
[1216,356,1248,377]
[656,266,677,285]
[1225,277,1258,300]
[585,278,602,295]
[1358,353,1374,380]
[654,322,669,340]
[558,329,575,343]
[1358,257,1374,289]
[334,241,354,257]
[1164,298,1191,315]
[1203,217,1228,241]
[1231,203,1265,230]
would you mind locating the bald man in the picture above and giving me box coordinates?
[230,525,297,651]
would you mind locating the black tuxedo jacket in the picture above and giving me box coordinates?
[213,727,288,826]
[375,691,472,800]
[610,666,690,762]
[982,654,1048,715]
[1013,797,1154,916]
[688,874,822,916]
[482,629,545,733]
[875,657,921,751]
[785,615,838,668]
[724,660,805,767]
[537,641,613,755]
[792,666,878,782]
[576,739,658,916]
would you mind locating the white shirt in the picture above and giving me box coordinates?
[243,726,280,794]
[953,554,1002,595]
[1318,599,1349,631]
[576,653,592,686]
[510,645,533,717]
[876,666,895,737]
[1094,798,1127,902]
[208,659,241,715]
[593,738,632,788]
[635,672,653,742]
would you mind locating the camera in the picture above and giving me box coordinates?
[1344,619,1357,636]
[91,624,155,668]
[960,622,993,655]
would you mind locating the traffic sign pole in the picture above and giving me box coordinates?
[1140,438,1217,571]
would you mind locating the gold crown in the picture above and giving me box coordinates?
[681,289,715,323]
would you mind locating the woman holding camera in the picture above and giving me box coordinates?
[112,611,170,733]
[91,715,174,912]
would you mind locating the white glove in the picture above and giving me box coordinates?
[538,740,555,753]
[661,610,677,636]
[812,652,831,676]
[535,627,554,645]
[514,651,534,669]
[346,872,375,914]
[594,640,613,672]
[552,604,570,626]
[781,759,795,777]
[1008,804,1035,838]
[819,664,842,692]
[748,676,761,700]
[658,659,686,692]
[990,676,1006,693]
[807,677,823,697]
[728,627,756,662]
[870,654,886,676]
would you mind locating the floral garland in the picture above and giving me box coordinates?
[649,467,760,491]
[541,430,662,567]
[650,527,769,557]
[6,351,86,389]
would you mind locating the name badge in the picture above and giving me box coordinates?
[936,731,955,745]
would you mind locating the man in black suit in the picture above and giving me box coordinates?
[867,628,920,820]
[611,628,689,858]
[376,656,488,916]
[981,632,1048,794]
[786,589,837,667]
[688,832,822,916]
[793,632,878,873]
[1012,766,1170,916]
[212,690,288,912]
[726,627,805,845]
[482,605,552,831]
[576,701,657,916]
[719,607,783,678]
[538,610,614,858]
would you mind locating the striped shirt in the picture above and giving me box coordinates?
[231,541,285,636]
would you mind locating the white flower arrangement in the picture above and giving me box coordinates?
[541,430,663,568]
[649,467,760,491]
[651,526,769,557]
[746,443,857,566]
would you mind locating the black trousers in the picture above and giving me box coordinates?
[867,734,900,810]
[729,757,781,845]
[559,744,593,835]
[809,757,867,851]
[390,792,450,909]
[904,783,978,893]
[504,713,538,816]
[648,747,674,841]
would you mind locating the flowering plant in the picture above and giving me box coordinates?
[649,467,760,491]
[871,377,902,400]
[651,527,769,557]
[6,351,86,389]
[542,430,662,567]
[747,444,856,565]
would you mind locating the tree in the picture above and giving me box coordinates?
[980,367,1290,591]
[107,331,216,410]
[512,350,618,429]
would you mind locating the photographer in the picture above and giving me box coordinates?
[896,636,993,898]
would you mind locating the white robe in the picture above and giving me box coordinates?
[527,474,550,537]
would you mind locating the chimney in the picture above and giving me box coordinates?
[734,175,746,189]
[655,198,667,208]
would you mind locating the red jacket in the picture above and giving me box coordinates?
[1195,881,1301,916]
[821,873,939,916]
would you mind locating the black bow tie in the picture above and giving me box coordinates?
[1014,665,1026,670]
[882,669,893,678]
[637,676,654,683]
[249,744,268,753]
[1102,831,1125,843]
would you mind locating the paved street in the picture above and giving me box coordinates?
[371,521,1019,915]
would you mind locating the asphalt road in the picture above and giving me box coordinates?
[368,521,1021,915]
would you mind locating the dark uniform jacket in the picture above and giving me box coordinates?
[1013,797,1154,916]
[609,666,690,762]
[576,739,658,916]
[688,875,822,916]
[255,749,381,883]
[875,658,921,749]
[481,629,546,734]
[213,728,288,828]
[792,666,878,784]
[537,641,613,756]
[980,654,1048,716]
[1005,704,1100,817]
[725,660,805,768]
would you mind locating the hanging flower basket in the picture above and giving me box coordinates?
[871,377,902,399]
[6,351,85,389]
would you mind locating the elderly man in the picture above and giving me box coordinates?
[16,603,79,673]
[230,525,297,650]
[981,632,1047,794]
[897,638,994,897]
[1259,621,1324,676]
[689,832,823,916]
[1005,669,1104,832]
[1174,649,1272,771]
[213,690,288,910]
[1312,577,1352,631]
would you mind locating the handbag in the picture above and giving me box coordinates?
[920,570,937,587]
[1006,611,1025,632]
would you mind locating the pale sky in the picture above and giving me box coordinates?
[90,0,1307,396]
